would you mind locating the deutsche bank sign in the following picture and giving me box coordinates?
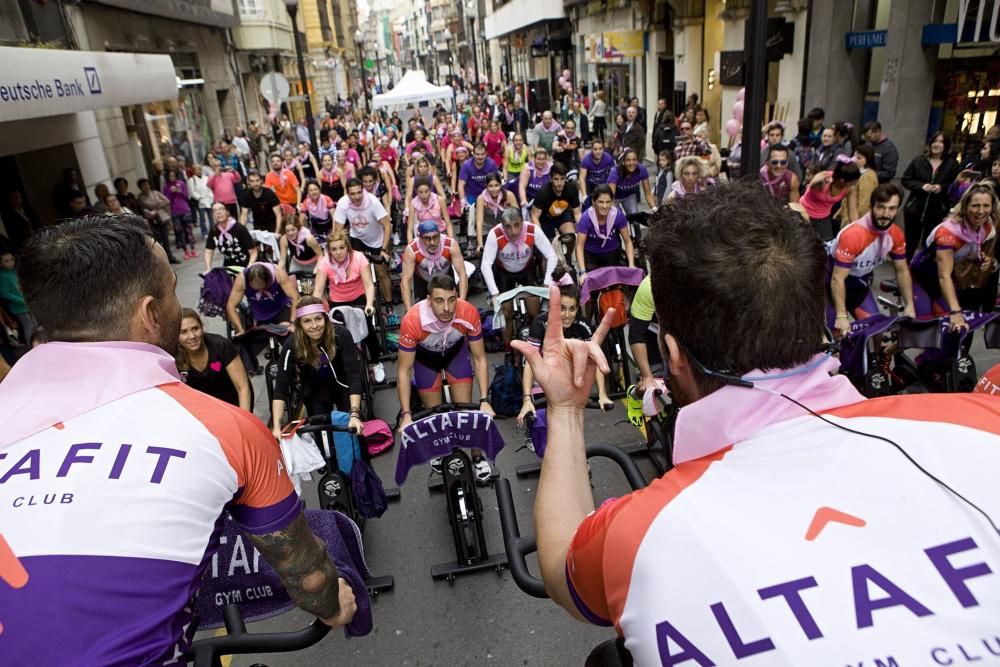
[0,47,176,123]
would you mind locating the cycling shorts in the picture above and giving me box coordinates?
[413,338,472,391]
[494,264,534,295]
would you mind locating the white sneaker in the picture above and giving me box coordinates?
[472,455,492,485]
[372,362,386,383]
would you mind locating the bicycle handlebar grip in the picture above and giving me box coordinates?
[494,478,548,599]
[223,604,247,635]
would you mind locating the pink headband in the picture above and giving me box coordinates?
[295,303,328,319]
[557,273,574,286]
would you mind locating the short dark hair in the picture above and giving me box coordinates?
[358,166,378,181]
[927,131,951,157]
[807,107,825,121]
[871,182,904,210]
[590,184,613,201]
[137,178,150,189]
[647,181,826,394]
[832,160,861,183]
[863,121,882,134]
[247,169,263,180]
[853,144,875,169]
[428,273,457,294]
[345,177,363,192]
[550,162,567,178]
[767,143,789,158]
[113,177,128,189]
[18,215,168,342]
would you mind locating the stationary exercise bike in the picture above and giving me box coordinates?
[399,403,508,583]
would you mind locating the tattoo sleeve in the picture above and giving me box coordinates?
[248,512,342,619]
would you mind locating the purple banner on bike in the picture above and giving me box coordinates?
[395,411,506,485]
[194,509,374,637]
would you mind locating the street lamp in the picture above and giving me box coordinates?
[442,27,452,81]
[354,28,368,112]
[283,0,318,159]
[466,0,480,90]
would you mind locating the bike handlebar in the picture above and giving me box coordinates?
[297,413,362,435]
[363,252,387,265]
[186,605,330,666]
[411,402,482,421]
[495,443,648,599]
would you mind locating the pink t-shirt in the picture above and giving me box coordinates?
[317,251,369,304]
[206,171,241,205]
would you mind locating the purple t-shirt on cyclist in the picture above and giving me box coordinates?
[243,263,291,323]
[608,164,649,200]
[581,152,616,189]
[577,206,627,255]
[459,157,499,201]
[525,163,552,202]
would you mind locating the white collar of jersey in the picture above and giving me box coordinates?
[672,354,864,465]
[0,341,181,448]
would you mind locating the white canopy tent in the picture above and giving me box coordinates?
[371,70,454,111]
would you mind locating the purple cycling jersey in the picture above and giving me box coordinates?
[581,152,616,188]
[525,165,552,201]
[243,264,291,323]
[608,164,649,200]
[577,206,627,254]
[458,157,499,200]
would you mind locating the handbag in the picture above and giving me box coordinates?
[954,237,997,290]
[350,459,388,518]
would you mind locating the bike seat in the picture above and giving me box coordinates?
[879,279,900,295]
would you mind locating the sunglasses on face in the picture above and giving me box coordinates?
[770,159,788,166]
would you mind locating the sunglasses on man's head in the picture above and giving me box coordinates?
[770,159,788,166]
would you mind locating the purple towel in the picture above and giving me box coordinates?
[840,314,898,377]
[194,509,373,638]
[395,411,506,485]
[530,408,548,458]
[580,266,645,305]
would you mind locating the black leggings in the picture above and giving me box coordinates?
[584,249,623,272]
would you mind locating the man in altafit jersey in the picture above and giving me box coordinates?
[480,206,558,345]
[514,182,1000,664]
[396,273,496,483]
[828,183,916,334]
[0,216,355,664]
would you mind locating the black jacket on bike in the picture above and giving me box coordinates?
[273,325,364,415]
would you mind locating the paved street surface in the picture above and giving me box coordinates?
[183,251,1000,666]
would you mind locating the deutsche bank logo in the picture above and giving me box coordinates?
[83,67,101,95]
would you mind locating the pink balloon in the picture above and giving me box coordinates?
[562,69,572,80]
[737,87,746,102]
[557,76,566,86]
[732,100,744,123]
[725,118,742,137]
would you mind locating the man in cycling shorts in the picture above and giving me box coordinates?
[628,275,662,392]
[530,162,581,241]
[514,182,1000,664]
[828,183,915,334]
[396,273,496,483]
[0,216,354,664]
[400,220,468,310]
[481,206,558,344]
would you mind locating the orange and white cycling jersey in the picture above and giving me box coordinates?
[567,355,1000,665]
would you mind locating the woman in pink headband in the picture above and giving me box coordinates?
[270,295,366,439]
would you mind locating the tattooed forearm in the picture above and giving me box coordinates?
[249,512,342,619]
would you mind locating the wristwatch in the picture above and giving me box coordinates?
[479,397,490,404]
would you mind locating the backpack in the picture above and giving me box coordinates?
[479,309,504,353]
[488,362,522,417]
[597,288,630,329]
[198,268,235,318]
[350,459,388,518]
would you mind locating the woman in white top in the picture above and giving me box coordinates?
[187,164,214,239]
[589,91,607,142]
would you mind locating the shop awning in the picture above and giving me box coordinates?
[0,47,177,124]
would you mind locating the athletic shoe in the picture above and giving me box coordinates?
[430,457,442,475]
[472,455,492,485]
[371,362,386,383]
